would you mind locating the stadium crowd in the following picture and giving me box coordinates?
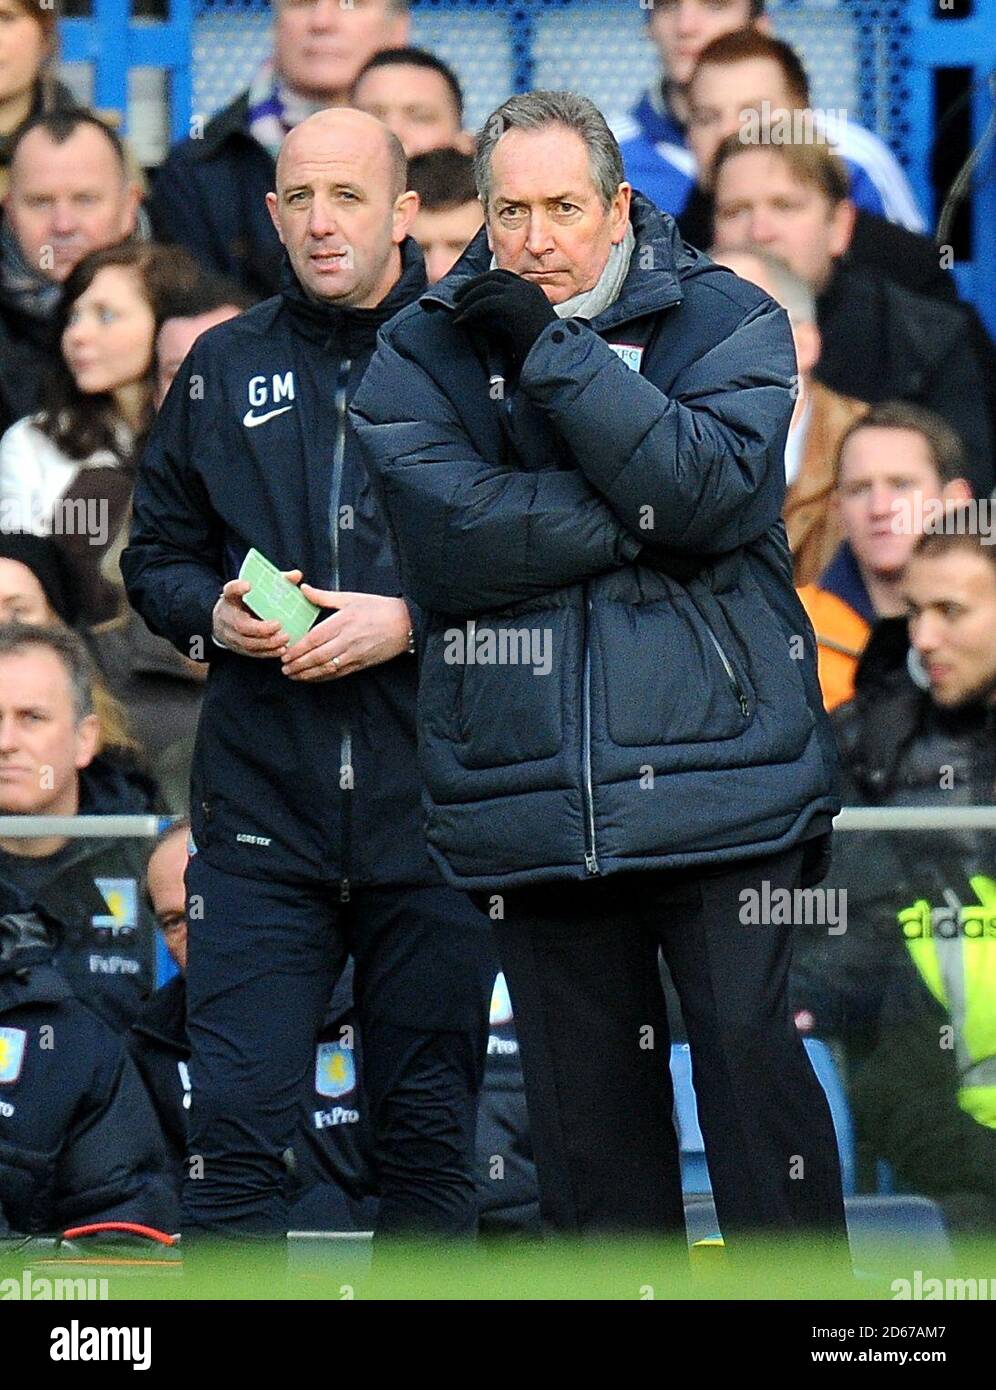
[0,0,995,1246]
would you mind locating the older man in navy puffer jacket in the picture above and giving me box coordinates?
[352,90,848,1260]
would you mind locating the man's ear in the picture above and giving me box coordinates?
[828,198,857,258]
[392,189,420,244]
[265,191,285,244]
[943,477,974,504]
[453,129,475,155]
[755,13,773,36]
[74,713,101,773]
[121,182,142,238]
[793,320,821,378]
[610,182,633,244]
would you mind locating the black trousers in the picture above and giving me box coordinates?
[182,855,494,1237]
[492,844,850,1253]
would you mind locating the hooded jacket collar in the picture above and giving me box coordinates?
[421,192,685,332]
[0,948,73,1010]
[279,235,428,354]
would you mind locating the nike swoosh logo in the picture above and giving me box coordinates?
[242,405,293,428]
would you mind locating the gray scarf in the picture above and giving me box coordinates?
[490,221,636,322]
[0,217,61,323]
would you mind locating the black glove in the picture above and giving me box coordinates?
[451,269,558,368]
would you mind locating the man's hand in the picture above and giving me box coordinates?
[281,590,410,682]
[452,269,558,368]
[211,570,302,657]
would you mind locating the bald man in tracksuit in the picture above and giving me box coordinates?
[123,109,494,1237]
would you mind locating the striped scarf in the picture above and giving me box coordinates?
[246,59,328,160]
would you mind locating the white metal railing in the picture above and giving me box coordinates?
[2,809,996,838]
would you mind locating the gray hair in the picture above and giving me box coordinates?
[712,244,816,325]
[474,90,624,211]
[0,622,95,724]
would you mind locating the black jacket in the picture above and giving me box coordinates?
[148,92,282,299]
[0,265,57,437]
[352,195,840,891]
[123,243,436,891]
[0,923,176,1237]
[815,262,994,496]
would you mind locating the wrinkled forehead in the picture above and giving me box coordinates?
[487,125,601,203]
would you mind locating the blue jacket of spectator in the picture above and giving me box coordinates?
[619,127,889,222]
[820,541,875,625]
[350,193,841,890]
[148,92,282,299]
[122,240,439,890]
[616,81,925,231]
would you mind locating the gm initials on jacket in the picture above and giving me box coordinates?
[243,371,296,427]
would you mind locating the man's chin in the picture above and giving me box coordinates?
[933,676,996,710]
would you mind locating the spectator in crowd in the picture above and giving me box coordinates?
[616,3,923,231]
[0,877,177,1237]
[711,134,995,495]
[149,0,409,296]
[614,0,766,203]
[0,624,158,1032]
[799,405,972,710]
[667,32,965,313]
[129,820,379,1232]
[352,90,848,1253]
[820,404,972,626]
[683,30,923,230]
[125,108,494,1239]
[408,147,482,283]
[154,275,251,407]
[793,519,996,1224]
[0,530,159,801]
[710,245,867,587]
[351,47,471,159]
[0,241,199,625]
[0,0,77,198]
[711,245,869,710]
[0,110,143,433]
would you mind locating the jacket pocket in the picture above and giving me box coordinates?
[598,593,754,748]
[455,612,566,767]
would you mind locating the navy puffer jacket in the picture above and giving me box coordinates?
[351,195,841,890]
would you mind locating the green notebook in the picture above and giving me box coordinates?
[237,548,322,645]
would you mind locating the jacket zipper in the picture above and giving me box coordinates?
[581,586,600,875]
[331,356,353,903]
[703,624,750,719]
